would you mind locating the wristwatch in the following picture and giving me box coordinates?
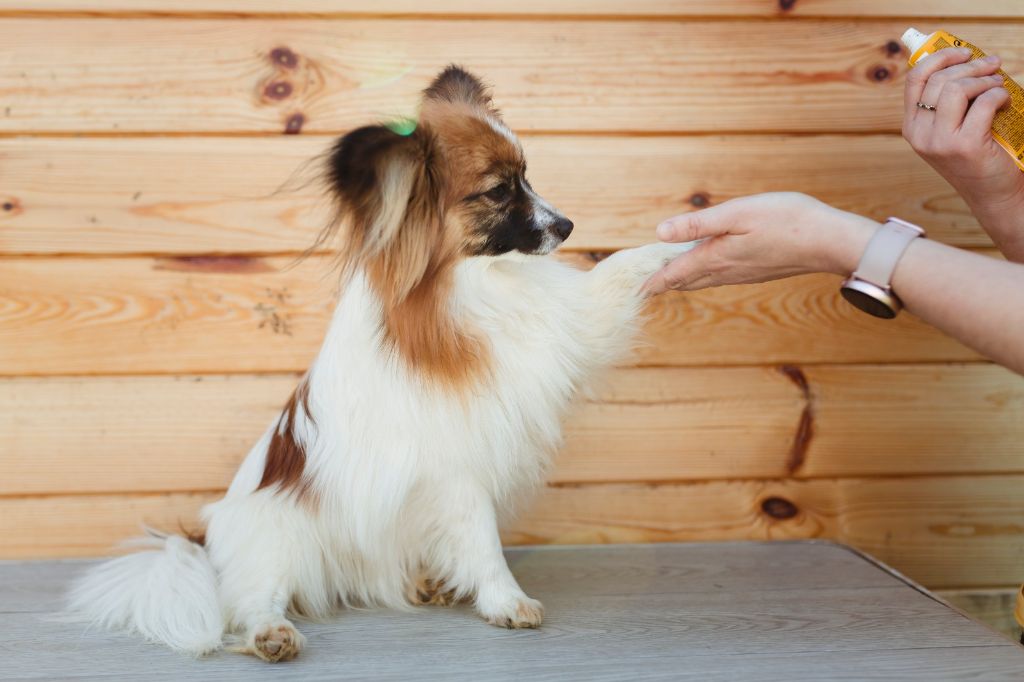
[840,217,925,319]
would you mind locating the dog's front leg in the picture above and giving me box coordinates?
[432,479,543,629]
[588,241,698,300]
[576,241,698,363]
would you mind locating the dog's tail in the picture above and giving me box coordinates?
[67,529,223,656]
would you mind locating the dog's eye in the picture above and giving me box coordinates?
[484,184,510,202]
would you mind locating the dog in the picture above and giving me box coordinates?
[69,65,693,662]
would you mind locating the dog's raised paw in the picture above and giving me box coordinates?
[250,621,304,663]
[482,596,544,629]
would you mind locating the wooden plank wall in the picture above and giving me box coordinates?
[2,1,1023,623]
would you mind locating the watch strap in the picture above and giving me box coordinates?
[852,217,925,289]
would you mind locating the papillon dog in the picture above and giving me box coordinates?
[69,65,693,662]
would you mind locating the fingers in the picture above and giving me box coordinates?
[935,74,1008,133]
[919,54,1002,111]
[643,243,713,295]
[904,47,972,114]
[962,85,1011,138]
[656,201,737,243]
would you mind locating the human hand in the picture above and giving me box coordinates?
[644,193,878,294]
[902,48,1024,213]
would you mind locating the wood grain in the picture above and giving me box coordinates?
[1,0,1021,18]
[0,255,985,375]
[4,365,1023,496]
[0,135,994,256]
[4,544,1021,681]
[6,477,1024,588]
[2,19,1020,134]
[512,477,1024,588]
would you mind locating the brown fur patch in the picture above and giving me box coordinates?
[257,379,313,498]
[408,575,460,606]
[180,523,206,547]
[368,248,489,390]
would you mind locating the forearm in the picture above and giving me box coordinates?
[827,214,1024,374]
[891,239,1024,374]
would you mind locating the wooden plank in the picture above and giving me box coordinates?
[2,19,1021,134]
[5,365,1023,496]
[0,256,333,375]
[3,544,1021,681]
[1,0,1021,18]
[513,477,1024,588]
[5,477,1024,588]
[0,255,983,375]
[0,135,995,256]
[803,364,1024,477]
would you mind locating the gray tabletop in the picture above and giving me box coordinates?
[3,541,1022,680]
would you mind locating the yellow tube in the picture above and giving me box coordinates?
[902,27,1024,172]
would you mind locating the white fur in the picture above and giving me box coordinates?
[68,240,695,658]
[67,533,222,654]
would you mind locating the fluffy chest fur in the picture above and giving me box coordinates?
[228,254,598,521]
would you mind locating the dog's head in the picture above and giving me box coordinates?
[323,65,572,299]
[321,66,572,385]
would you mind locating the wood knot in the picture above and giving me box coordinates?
[688,192,710,208]
[778,0,797,10]
[270,46,298,69]
[264,81,293,100]
[761,496,798,520]
[870,65,891,82]
[284,112,305,135]
[2,201,14,211]
[885,40,903,56]
[2,198,21,215]
[778,364,809,395]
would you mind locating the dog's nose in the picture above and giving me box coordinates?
[552,218,574,241]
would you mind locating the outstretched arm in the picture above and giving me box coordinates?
[646,192,1024,375]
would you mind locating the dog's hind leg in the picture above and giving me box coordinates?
[238,603,305,663]
[216,545,305,662]
[205,495,313,662]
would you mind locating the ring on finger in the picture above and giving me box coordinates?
[916,102,937,111]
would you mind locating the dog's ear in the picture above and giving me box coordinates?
[324,122,444,303]
[423,64,493,110]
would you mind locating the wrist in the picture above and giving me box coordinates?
[817,211,880,276]
[964,185,1024,253]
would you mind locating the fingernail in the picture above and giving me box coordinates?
[984,55,1000,63]
[656,223,674,240]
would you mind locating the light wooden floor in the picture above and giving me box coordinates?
[3,541,1022,680]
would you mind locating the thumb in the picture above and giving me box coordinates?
[656,203,734,243]
[643,240,715,295]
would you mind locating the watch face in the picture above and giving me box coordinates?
[840,286,897,319]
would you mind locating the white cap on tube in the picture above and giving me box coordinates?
[902,28,930,54]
